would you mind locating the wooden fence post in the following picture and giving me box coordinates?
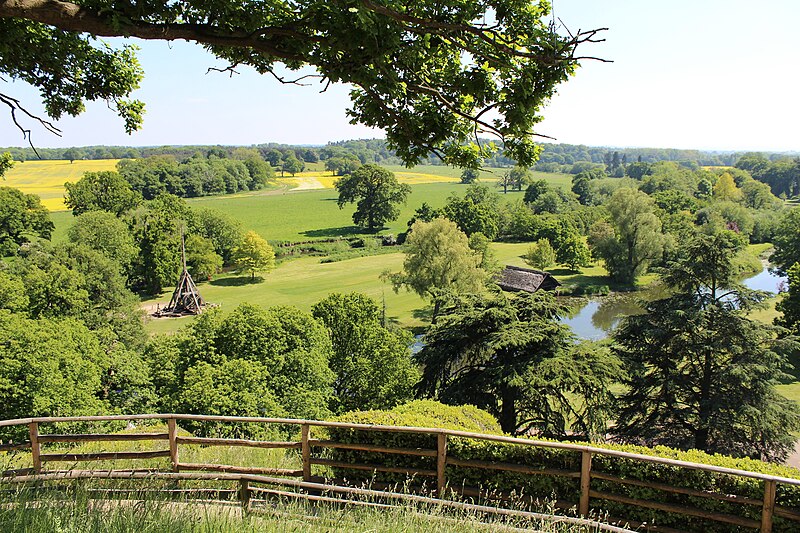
[579,450,592,517]
[437,433,448,497]
[301,424,311,482]
[761,479,776,533]
[167,418,179,472]
[239,478,251,513]
[28,422,41,474]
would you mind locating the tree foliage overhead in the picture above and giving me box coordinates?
[0,0,604,167]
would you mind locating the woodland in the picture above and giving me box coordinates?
[0,0,800,475]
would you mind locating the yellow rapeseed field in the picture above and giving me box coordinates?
[3,159,120,211]
[4,159,458,211]
[278,169,457,190]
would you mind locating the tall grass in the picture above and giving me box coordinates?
[0,482,611,532]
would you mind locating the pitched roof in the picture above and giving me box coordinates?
[497,265,561,293]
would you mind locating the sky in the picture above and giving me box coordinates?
[1,0,799,152]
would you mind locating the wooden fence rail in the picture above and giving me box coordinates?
[1,414,799,533]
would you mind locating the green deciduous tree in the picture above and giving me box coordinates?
[128,193,191,293]
[713,172,744,202]
[336,164,410,230]
[185,234,223,280]
[460,168,479,184]
[281,153,305,176]
[178,359,285,438]
[67,210,138,270]
[168,304,335,425]
[312,293,418,413]
[0,2,600,169]
[588,187,667,284]
[441,183,500,239]
[387,218,486,319]
[64,171,141,216]
[0,152,14,177]
[614,230,800,460]
[523,239,556,270]
[417,291,620,437]
[188,207,244,265]
[555,231,591,271]
[0,309,153,440]
[233,230,275,279]
[772,208,800,275]
[776,262,800,336]
[325,156,361,176]
[0,186,53,255]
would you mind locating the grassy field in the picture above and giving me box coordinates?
[144,252,427,334]
[143,243,625,336]
[4,159,120,211]
[51,176,568,243]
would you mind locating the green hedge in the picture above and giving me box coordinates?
[324,401,800,532]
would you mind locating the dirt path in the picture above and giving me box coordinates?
[290,177,325,190]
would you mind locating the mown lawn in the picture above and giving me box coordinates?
[143,252,428,335]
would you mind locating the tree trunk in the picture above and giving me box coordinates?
[499,386,517,435]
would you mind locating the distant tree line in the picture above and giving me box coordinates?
[5,140,797,179]
[115,149,274,200]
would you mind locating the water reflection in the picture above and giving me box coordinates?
[563,265,787,341]
[742,266,787,294]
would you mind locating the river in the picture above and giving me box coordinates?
[562,265,788,341]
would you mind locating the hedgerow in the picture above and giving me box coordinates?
[324,401,800,532]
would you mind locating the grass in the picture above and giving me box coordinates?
[143,243,648,336]
[143,252,427,334]
[0,422,598,532]
[4,159,120,211]
[0,485,596,532]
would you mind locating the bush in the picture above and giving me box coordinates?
[323,402,800,532]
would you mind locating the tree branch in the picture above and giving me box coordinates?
[0,91,61,157]
[0,0,313,62]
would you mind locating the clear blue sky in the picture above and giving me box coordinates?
[1,0,798,152]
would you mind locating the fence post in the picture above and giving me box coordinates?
[579,450,592,517]
[301,424,311,482]
[239,478,251,514]
[437,433,448,497]
[167,417,179,472]
[761,479,776,533]
[28,422,41,474]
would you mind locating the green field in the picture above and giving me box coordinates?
[143,242,624,335]
[49,167,570,243]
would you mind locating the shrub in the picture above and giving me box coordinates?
[323,402,800,532]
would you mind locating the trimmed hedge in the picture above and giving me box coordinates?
[324,401,800,532]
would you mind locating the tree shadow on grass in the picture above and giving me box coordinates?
[412,306,433,322]
[210,275,263,287]
[301,226,381,238]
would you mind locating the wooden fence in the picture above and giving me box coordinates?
[1,413,799,533]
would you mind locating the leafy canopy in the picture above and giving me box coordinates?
[233,230,275,279]
[312,292,418,413]
[0,1,603,167]
[386,218,486,317]
[614,230,800,461]
[0,186,53,255]
[64,171,141,216]
[417,290,620,437]
[335,164,410,230]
